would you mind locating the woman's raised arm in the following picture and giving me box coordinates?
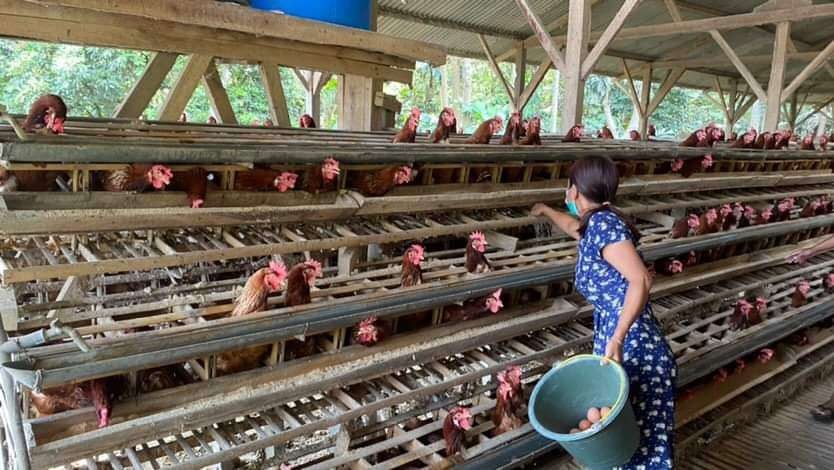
[531,203,581,240]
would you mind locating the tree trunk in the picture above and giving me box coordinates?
[550,69,560,133]
[602,79,620,138]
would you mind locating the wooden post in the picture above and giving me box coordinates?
[562,0,591,132]
[478,34,516,109]
[260,62,292,127]
[764,22,790,131]
[514,42,527,111]
[158,54,213,121]
[201,60,237,124]
[725,78,739,133]
[115,52,178,119]
[638,65,652,139]
[338,75,383,131]
[517,59,552,113]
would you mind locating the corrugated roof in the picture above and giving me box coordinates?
[378,0,834,97]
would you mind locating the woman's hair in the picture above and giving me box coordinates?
[568,155,641,242]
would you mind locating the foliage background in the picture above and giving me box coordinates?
[1,39,824,138]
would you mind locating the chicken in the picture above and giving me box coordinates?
[353,316,387,346]
[169,167,212,208]
[465,231,491,274]
[730,298,761,330]
[753,132,771,149]
[653,259,684,276]
[616,160,637,179]
[347,165,413,197]
[297,158,340,194]
[216,261,288,375]
[673,154,714,178]
[699,208,720,234]
[0,168,68,192]
[392,107,421,143]
[758,348,775,364]
[299,114,317,128]
[207,116,218,124]
[597,126,614,139]
[232,168,295,192]
[713,368,729,383]
[285,260,323,307]
[706,126,724,145]
[492,366,524,436]
[442,289,504,322]
[99,164,173,192]
[22,94,67,134]
[738,205,757,228]
[29,376,125,428]
[792,280,811,308]
[800,134,815,150]
[719,204,736,231]
[775,198,795,222]
[465,117,504,144]
[819,136,829,151]
[501,112,522,145]
[648,124,657,139]
[178,113,188,123]
[138,364,194,394]
[431,107,457,143]
[800,198,822,218]
[443,407,473,456]
[520,116,542,145]
[400,244,425,287]
[754,205,774,225]
[730,129,757,148]
[562,124,584,143]
[629,130,641,141]
[679,129,707,147]
[825,272,834,293]
[772,131,790,149]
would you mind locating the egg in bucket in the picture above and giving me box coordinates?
[528,354,640,469]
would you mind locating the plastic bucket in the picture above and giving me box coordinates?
[528,354,640,469]
[250,0,373,30]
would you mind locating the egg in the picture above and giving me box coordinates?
[569,428,581,434]
[600,406,612,420]
[578,419,592,431]
[587,407,601,423]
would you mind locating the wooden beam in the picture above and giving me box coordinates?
[260,63,292,128]
[478,34,516,107]
[735,94,758,122]
[764,22,790,131]
[581,0,643,79]
[512,0,566,71]
[621,59,644,117]
[517,59,552,112]
[709,31,767,102]
[158,54,213,122]
[514,42,527,109]
[0,1,413,84]
[201,60,237,124]
[781,40,834,104]
[562,0,591,132]
[646,67,685,116]
[638,65,652,138]
[796,95,834,128]
[293,69,310,91]
[114,52,178,119]
[651,50,834,70]
[28,0,447,65]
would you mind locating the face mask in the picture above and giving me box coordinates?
[565,198,580,217]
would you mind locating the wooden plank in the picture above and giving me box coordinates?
[31,0,447,65]
[114,52,178,119]
[562,0,590,132]
[0,2,414,84]
[260,62,291,128]
[159,54,213,122]
[764,22,790,131]
[201,60,237,125]
[781,40,834,104]
[517,58,552,112]
[478,34,516,107]
[512,0,566,71]
[581,0,643,79]
[0,286,18,331]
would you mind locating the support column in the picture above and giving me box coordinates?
[725,79,739,133]
[338,75,384,131]
[514,42,527,110]
[764,21,790,131]
[159,54,213,122]
[638,65,652,139]
[260,62,292,127]
[562,0,591,132]
[201,61,237,124]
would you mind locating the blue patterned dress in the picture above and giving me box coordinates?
[574,210,677,469]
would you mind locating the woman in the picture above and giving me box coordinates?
[532,156,676,469]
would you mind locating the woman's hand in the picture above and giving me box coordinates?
[602,337,624,364]
[786,249,813,265]
[531,203,551,217]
